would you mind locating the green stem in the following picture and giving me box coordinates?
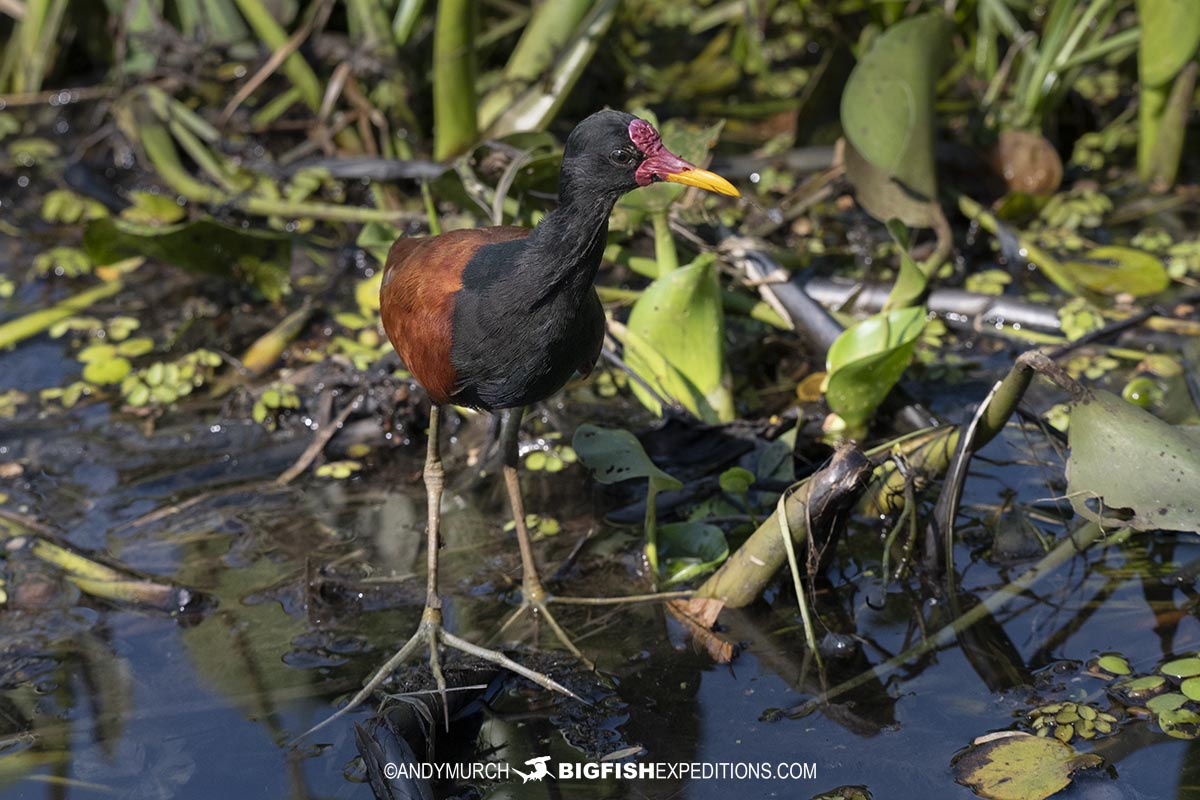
[138,118,410,223]
[0,280,123,350]
[433,0,478,160]
[644,483,660,578]
[651,211,679,276]
[231,0,323,111]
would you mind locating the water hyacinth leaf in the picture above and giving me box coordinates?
[572,424,682,491]
[615,322,711,418]
[953,734,1102,800]
[1059,246,1169,297]
[1137,0,1200,88]
[1066,389,1200,532]
[625,256,734,423]
[843,138,939,228]
[657,522,729,585]
[883,220,928,310]
[84,217,291,301]
[840,13,950,203]
[825,305,926,430]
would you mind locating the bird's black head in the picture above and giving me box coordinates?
[558,109,739,203]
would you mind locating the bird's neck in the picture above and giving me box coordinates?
[519,191,617,302]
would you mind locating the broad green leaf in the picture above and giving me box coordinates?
[841,13,951,201]
[825,306,926,430]
[843,139,939,228]
[1060,246,1169,296]
[572,424,682,491]
[84,217,291,301]
[1137,0,1200,87]
[624,255,734,422]
[953,734,1102,800]
[1066,389,1200,532]
[658,522,729,585]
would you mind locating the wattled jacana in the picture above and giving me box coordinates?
[374,110,739,698]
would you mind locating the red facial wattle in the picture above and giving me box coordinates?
[628,119,740,197]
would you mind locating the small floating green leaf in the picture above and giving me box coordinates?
[1181,677,1200,701]
[1097,655,1131,675]
[1146,693,1189,713]
[1161,657,1200,679]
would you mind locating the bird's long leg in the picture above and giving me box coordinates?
[491,407,597,667]
[298,406,579,741]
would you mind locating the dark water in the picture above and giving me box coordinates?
[2,243,1199,800]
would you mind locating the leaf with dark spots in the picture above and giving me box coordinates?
[573,424,682,490]
[1067,389,1200,533]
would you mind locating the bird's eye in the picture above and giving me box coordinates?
[610,148,633,165]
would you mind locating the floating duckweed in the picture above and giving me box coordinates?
[1027,701,1118,744]
[963,269,1012,296]
[121,349,221,408]
[0,390,27,418]
[525,451,548,471]
[82,357,132,385]
[33,247,91,278]
[40,189,106,224]
[106,317,140,341]
[1058,299,1105,342]
[41,381,93,408]
[316,460,362,479]
[347,443,372,459]
[253,382,301,430]
[504,513,561,540]
[1039,188,1112,230]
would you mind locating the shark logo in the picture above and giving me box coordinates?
[512,756,552,783]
